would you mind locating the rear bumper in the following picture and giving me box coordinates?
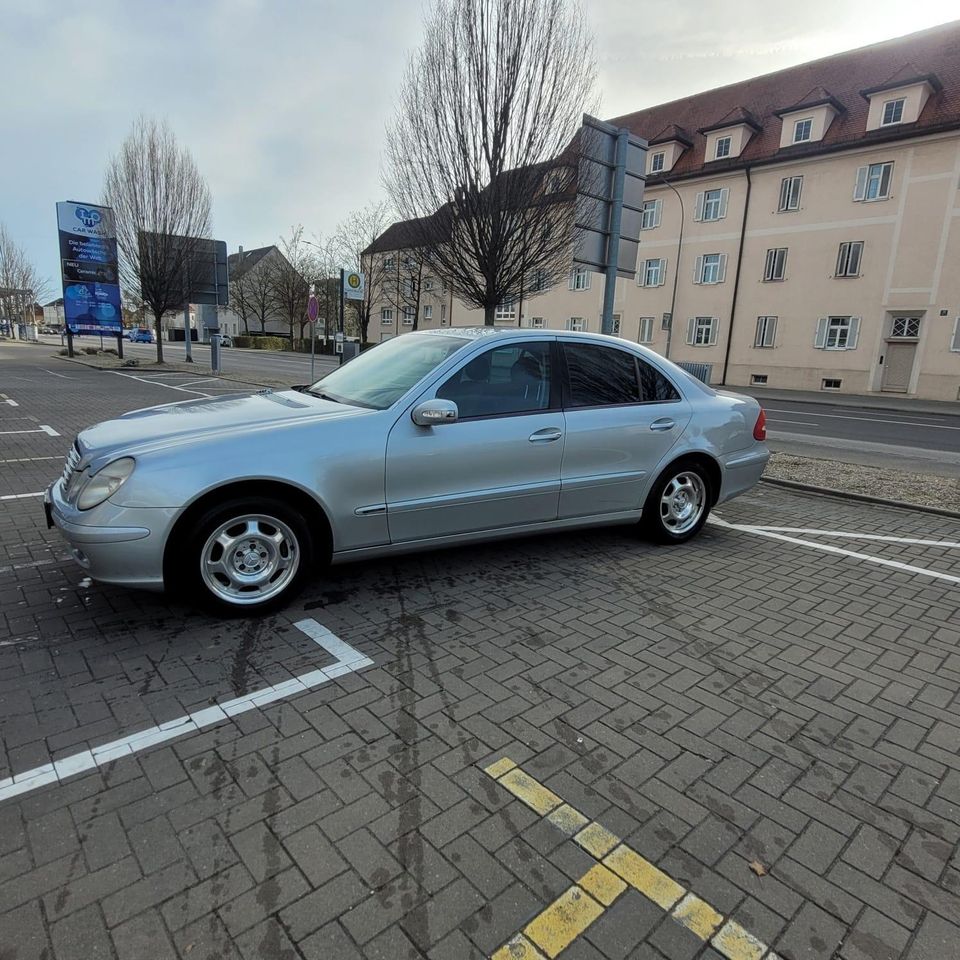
[717,445,769,504]
[46,483,174,591]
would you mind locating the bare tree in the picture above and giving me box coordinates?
[307,236,339,343]
[384,0,595,325]
[0,222,49,329]
[230,250,278,334]
[270,226,314,343]
[103,117,212,362]
[335,202,392,343]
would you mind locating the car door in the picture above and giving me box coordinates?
[385,339,563,542]
[558,340,690,519]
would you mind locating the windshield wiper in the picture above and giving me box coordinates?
[306,387,341,402]
[306,387,378,409]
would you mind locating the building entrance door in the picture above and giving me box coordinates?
[881,317,920,393]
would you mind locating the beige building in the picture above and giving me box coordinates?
[364,22,960,401]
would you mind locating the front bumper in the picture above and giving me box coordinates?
[45,482,176,591]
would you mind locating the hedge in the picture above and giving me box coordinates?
[232,335,290,351]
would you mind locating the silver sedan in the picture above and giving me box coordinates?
[46,328,769,613]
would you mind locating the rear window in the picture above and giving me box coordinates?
[563,344,679,406]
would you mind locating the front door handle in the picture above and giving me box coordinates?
[529,428,563,443]
[650,418,675,432]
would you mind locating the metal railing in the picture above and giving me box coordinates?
[675,360,713,384]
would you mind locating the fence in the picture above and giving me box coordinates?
[675,360,713,384]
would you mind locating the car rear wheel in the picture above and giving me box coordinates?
[187,498,312,614]
[642,461,711,544]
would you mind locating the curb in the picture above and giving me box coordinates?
[740,388,959,417]
[760,476,960,520]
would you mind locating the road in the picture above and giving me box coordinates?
[760,398,960,476]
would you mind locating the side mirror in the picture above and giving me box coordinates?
[412,399,458,427]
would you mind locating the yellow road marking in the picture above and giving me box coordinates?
[579,863,627,906]
[482,759,778,960]
[573,822,620,859]
[491,934,548,960]
[497,768,562,815]
[524,885,604,958]
[673,893,724,940]
[712,920,769,960]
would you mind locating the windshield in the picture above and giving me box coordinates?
[308,335,469,409]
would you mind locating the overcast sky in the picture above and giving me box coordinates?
[2,0,957,299]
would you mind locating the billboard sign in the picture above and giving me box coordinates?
[56,201,123,335]
[138,233,229,307]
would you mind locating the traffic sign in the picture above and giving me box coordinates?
[307,295,319,322]
[343,270,365,301]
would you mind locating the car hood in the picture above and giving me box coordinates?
[76,389,369,465]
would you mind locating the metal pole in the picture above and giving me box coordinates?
[601,128,629,336]
[661,177,685,361]
[183,303,193,362]
[338,269,345,366]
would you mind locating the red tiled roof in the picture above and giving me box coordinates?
[608,19,960,180]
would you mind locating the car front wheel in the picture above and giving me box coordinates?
[187,498,312,613]
[642,461,711,544]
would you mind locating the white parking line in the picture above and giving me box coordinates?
[710,516,960,586]
[110,371,214,397]
[0,557,63,575]
[0,492,44,501]
[0,456,63,465]
[43,369,73,379]
[0,425,59,437]
[0,618,373,804]
[742,526,960,549]
[0,394,18,406]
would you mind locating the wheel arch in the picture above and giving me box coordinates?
[652,451,722,506]
[162,479,333,588]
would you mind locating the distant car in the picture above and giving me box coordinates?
[128,328,154,343]
[46,328,769,614]
[219,334,233,347]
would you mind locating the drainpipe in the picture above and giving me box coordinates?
[721,167,752,385]
[658,177,685,359]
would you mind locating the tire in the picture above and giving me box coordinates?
[642,460,712,544]
[184,497,313,614]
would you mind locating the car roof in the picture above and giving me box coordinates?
[416,326,627,344]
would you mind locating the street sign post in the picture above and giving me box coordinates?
[342,271,364,301]
[307,293,319,382]
[56,201,123,357]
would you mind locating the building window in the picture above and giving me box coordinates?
[494,300,515,322]
[531,268,547,292]
[835,241,864,278]
[695,253,726,284]
[890,317,920,338]
[401,307,415,325]
[384,257,394,270]
[687,317,717,346]
[778,176,803,212]
[822,378,842,390]
[882,98,905,126]
[638,316,654,343]
[763,248,787,282]
[567,317,585,331]
[611,314,621,336]
[569,267,591,291]
[640,258,666,287]
[423,305,433,321]
[793,118,812,143]
[951,318,960,352]
[754,316,777,348]
[530,317,545,328]
[815,316,860,350]
[440,304,447,324]
[650,152,665,173]
[854,162,893,201]
[381,308,393,325]
[697,187,728,222]
[641,199,662,230]
[715,136,731,159]
[751,374,768,385]
[424,278,434,292]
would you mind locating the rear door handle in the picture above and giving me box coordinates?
[529,428,563,443]
[650,418,675,432]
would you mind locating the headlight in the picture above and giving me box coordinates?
[76,458,136,510]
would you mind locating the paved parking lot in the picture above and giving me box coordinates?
[2,342,959,960]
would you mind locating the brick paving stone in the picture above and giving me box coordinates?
[49,903,112,960]
[111,908,178,960]
[299,921,365,960]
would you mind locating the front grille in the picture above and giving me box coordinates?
[61,441,82,500]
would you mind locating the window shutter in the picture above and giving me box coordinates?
[708,319,718,346]
[654,199,662,227]
[719,188,729,219]
[658,259,667,286]
[585,272,591,290]
[637,261,647,287]
[853,166,868,201]
[693,255,703,283]
[718,254,728,283]
[755,316,764,347]
[814,317,828,348]
[952,318,960,352]
[694,192,705,221]
[686,318,696,345]
[765,317,777,347]
[847,317,860,350]
[568,270,575,290]
[879,163,892,198]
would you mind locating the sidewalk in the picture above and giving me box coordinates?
[734,384,960,416]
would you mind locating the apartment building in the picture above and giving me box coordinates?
[364,21,960,401]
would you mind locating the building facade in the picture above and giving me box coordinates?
[365,22,960,401]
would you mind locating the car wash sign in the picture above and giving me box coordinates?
[56,201,122,335]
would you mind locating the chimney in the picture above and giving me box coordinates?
[237,245,244,264]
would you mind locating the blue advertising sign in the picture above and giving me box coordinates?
[56,201,123,335]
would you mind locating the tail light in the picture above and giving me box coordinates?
[753,408,767,441]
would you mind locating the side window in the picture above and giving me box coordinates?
[636,357,679,402]
[436,342,551,419]
[563,344,640,407]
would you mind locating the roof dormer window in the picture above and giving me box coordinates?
[881,98,905,126]
[793,118,812,143]
[715,136,732,159]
